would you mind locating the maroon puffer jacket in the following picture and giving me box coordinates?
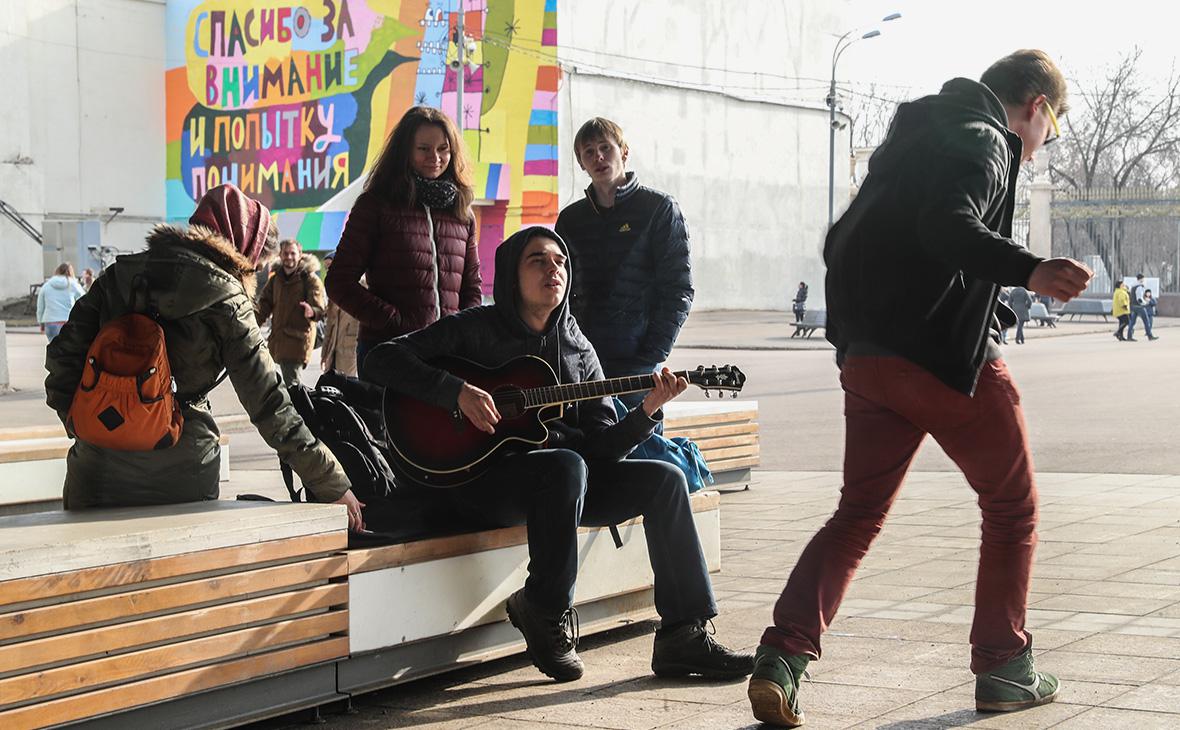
[325,191,482,343]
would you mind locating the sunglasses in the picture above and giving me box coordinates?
[1043,101,1060,146]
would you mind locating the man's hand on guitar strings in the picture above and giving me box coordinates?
[458,382,502,434]
[642,367,689,417]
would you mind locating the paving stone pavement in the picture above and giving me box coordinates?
[250,469,1180,730]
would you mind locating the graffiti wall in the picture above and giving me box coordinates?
[165,0,559,292]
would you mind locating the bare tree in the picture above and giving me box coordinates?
[842,84,907,149]
[1049,49,1180,282]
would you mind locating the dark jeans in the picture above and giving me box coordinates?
[1014,319,1026,343]
[793,306,806,323]
[1128,306,1153,338]
[445,449,717,623]
[761,357,1037,674]
[1116,314,1129,339]
[356,339,380,382]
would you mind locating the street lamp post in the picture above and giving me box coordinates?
[827,13,901,230]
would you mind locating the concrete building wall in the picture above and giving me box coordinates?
[0,0,166,302]
[557,0,849,310]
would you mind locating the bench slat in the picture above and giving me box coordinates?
[703,455,760,471]
[690,434,758,450]
[704,444,760,461]
[0,611,348,706]
[0,583,348,674]
[0,637,349,730]
[664,410,758,430]
[0,556,347,641]
[0,532,346,609]
[664,422,758,439]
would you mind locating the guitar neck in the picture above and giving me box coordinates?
[520,371,688,409]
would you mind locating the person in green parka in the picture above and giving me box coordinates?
[45,184,365,530]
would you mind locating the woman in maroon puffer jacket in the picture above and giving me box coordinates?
[326,106,483,377]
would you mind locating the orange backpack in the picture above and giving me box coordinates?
[68,285,183,450]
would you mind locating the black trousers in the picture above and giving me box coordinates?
[443,449,718,623]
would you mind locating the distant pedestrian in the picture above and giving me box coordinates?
[37,263,87,342]
[1112,281,1130,341]
[79,268,96,291]
[791,282,808,322]
[1009,286,1033,344]
[1143,289,1159,339]
[1126,273,1157,341]
[255,239,326,386]
[320,251,361,376]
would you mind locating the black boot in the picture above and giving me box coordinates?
[506,589,584,682]
[651,620,754,680]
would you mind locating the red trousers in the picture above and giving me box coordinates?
[761,356,1037,673]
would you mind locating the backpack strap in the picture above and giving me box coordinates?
[280,461,304,503]
[609,524,623,549]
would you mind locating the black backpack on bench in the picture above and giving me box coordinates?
[281,370,397,505]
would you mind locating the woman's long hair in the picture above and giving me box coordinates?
[364,106,474,223]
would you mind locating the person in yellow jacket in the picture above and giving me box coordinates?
[1112,280,1131,341]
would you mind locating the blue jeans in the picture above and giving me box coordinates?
[44,322,64,341]
[1128,306,1153,338]
[445,449,717,622]
[356,339,381,382]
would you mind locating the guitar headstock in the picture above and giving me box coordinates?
[687,365,746,398]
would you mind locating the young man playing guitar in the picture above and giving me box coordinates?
[364,227,752,683]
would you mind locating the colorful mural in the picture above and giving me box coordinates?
[165,0,559,292]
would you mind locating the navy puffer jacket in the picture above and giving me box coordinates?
[555,173,693,376]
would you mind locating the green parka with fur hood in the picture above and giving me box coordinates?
[45,224,350,509]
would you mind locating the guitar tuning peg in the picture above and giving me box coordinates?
[731,392,738,398]
[705,390,711,398]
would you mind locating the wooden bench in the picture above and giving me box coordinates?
[0,491,723,729]
[790,309,826,339]
[0,502,349,730]
[1057,298,1112,322]
[664,400,759,487]
[0,430,231,516]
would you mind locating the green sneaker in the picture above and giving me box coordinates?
[747,645,809,727]
[975,643,1059,712]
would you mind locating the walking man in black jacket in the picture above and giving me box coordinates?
[747,50,1092,727]
[364,227,751,684]
[555,118,694,412]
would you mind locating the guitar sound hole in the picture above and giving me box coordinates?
[493,386,527,419]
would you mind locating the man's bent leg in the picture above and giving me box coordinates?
[582,459,715,623]
[584,459,752,679]
[450,449,587,612]
[761,357,926,659]
[930,361,1037,674]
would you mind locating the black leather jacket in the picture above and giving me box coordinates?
[824,78,1042,394]
[363,226,659,461]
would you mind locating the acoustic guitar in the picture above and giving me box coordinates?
[383,355,746,487]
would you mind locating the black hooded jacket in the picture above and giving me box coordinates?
[824,78,1042,395]
[363,226,659,460]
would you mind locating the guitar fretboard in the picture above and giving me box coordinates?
[515,371,690,409]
